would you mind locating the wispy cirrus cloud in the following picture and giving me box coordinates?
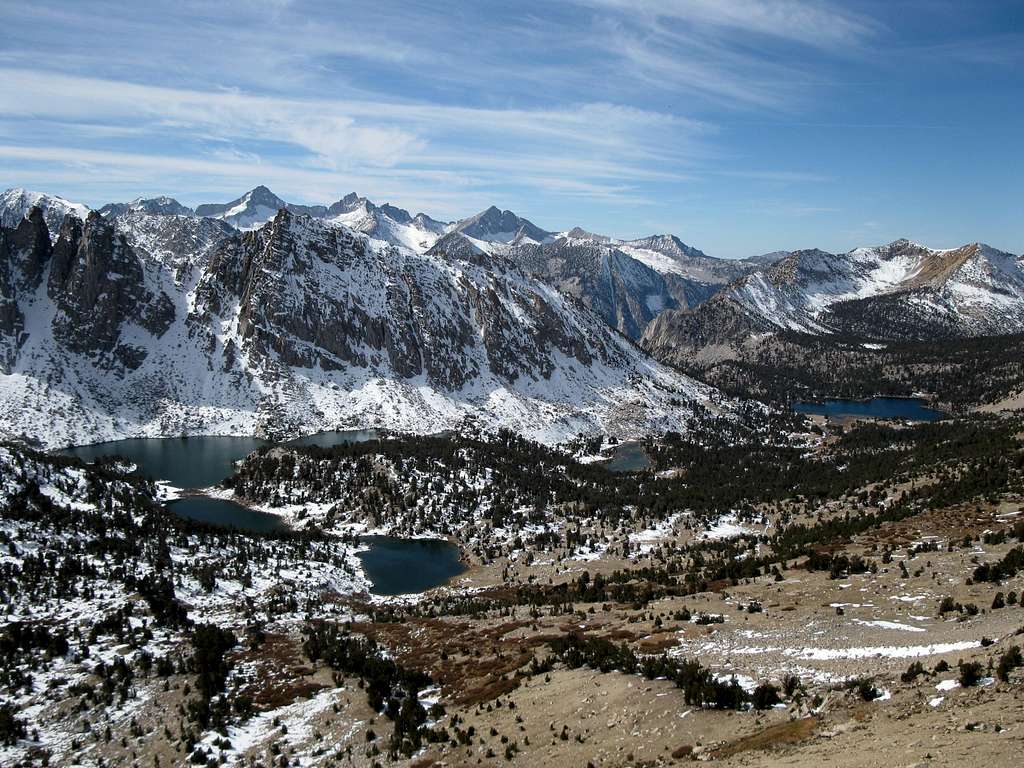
[581,0,880,47]
[0,65,715,216]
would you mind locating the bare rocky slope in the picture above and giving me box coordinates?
[642,239,1024,369]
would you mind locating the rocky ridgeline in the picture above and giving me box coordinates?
[0,201,715,448]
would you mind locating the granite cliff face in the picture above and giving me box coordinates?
[511,238,678,340]
[186,212,672,394]
[503,230,760,340]
[1,208,176,372]
[48,212,176,367]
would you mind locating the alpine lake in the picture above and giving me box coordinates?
[64,430,466,595]
[792,396,942,421]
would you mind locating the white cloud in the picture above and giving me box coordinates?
[0,69,705,162]
[581,0,879,48]
[0,67,719,213]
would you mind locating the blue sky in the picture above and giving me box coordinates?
[0,0,1020,258]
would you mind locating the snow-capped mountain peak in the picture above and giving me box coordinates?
[195,185,291,229]
[425,230,489,262]
[0,187,91,241]
[325,192,367,217]
[322,192,447,253]
[453,205,554,246]
[560,226,612,244]
[99,196,195,218]
[613,233,752,291]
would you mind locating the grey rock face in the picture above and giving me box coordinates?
[99,196,195,217]
[0,208,52,371]
[194,211,432,378]
[113,211,235,283]
[512,239,677,340]
[48,212,175,368]
[325,192,364,217]
[192,211,622,389]
[454,206,552,244]
[426,231,487,262]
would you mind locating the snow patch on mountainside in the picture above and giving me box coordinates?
[725,241,1024,338]
[1,188,90,240]
[618,246,693,276]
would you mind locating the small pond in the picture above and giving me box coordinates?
[604,441,651,473]
[284,429,379,449]
[793,397,941,422]
[356,535,467,595]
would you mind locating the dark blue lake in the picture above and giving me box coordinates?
[167,497,288,532]
[64,430,379,488]
[64,431,379,534]
[357,535,467,595]
[793,397,942,421]
[65,436,271,489]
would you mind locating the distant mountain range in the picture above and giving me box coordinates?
[642,239,1024,368]
[3,184,1022,447]
[2,185,755,339]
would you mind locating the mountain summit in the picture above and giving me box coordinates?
[454,206,553,245]
[0,188,91,241]
[99,196,194,217]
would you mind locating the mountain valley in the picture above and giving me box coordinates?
[2,185,1023,768]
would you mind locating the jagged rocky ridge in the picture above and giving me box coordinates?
[641,239,1024,366]
[0,201,725,448]
[510,231,755,339]
[4,186,744,340]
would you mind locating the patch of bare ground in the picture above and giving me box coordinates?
[637,627,685,652]
[351,617,544,706]
[709,715,819,759]
[857,500,1022,546]
[232,632,324,709]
